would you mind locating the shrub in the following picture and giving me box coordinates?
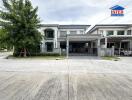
[13,52,60,57]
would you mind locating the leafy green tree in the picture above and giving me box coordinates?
[0,29,10,50]
[0,0,42,57]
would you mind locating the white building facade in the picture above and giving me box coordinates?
[40,24,132,56]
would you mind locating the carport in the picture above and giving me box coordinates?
[101,36,132,56]
[66,34,101,56]
[58,34,101,57]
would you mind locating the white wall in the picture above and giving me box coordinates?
[128,27,132,49]
[40,27,87,53]
[90,27,132,50]
[58,29,85,37]
[91,30,98,35]
[96,28,129,37]
[40,26,59,52]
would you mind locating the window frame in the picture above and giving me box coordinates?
[127,30,131,35]
[117,30,125,35]
[44,29,54,38]
[107,30,114,36]
[60,31,67,37]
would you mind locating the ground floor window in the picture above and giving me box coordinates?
[107,43,115,48]
[46,42,53,52]
[60,42,66,49]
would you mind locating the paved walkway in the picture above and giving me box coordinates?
[0,56,132,100]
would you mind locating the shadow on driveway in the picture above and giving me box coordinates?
[68,56,101,60]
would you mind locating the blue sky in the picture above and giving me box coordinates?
[0,0,132,24]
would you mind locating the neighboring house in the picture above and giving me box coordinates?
[40,24,132,56]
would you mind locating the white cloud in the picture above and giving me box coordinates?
[0,0,132,24]
[33,0,132,24]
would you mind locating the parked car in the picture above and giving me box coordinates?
[115,48,132,56]
[120,49,132,56]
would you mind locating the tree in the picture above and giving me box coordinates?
[0,0,42,57]
[0,29,10,50]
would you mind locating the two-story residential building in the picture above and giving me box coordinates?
[40,24,132,56]
[89,24,132,56]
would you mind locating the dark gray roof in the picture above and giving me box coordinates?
[95,24,132,27]
[59,25,90,29]
[41,24,59,27]
[41,24,90,29]
[41,24,132,32]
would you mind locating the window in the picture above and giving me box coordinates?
[127,30,131,35]
[107,31,114,36]
[117,31,124,35]
[60,31,67,37]
[107,43,115,48]
[70,31,77,34]
[44,29,54,38]
[46,42,53,52]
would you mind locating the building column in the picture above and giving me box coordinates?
[97,39,101,57]
[119,42,122,55]
[66,38,69,58]
[112,46,115,56]
[105,37,108,48]
[57,42,60,48]
[97,39,100,47]
[130,40,132,50]
[41,39,45,53]
[130,29,132,49]
[41,44,43,53]
[91,42,94,54]
[53,40,56,49]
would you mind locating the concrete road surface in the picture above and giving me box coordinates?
[0,56,132,100]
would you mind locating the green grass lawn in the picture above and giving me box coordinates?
[102,56,120,61]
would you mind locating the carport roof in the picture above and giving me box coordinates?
[102,35,132,42]
[58,34,101,41]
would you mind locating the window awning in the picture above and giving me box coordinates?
[102,36,132,42]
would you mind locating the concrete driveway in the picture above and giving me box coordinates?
[0,56,132,100]
[0,56,132,73]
